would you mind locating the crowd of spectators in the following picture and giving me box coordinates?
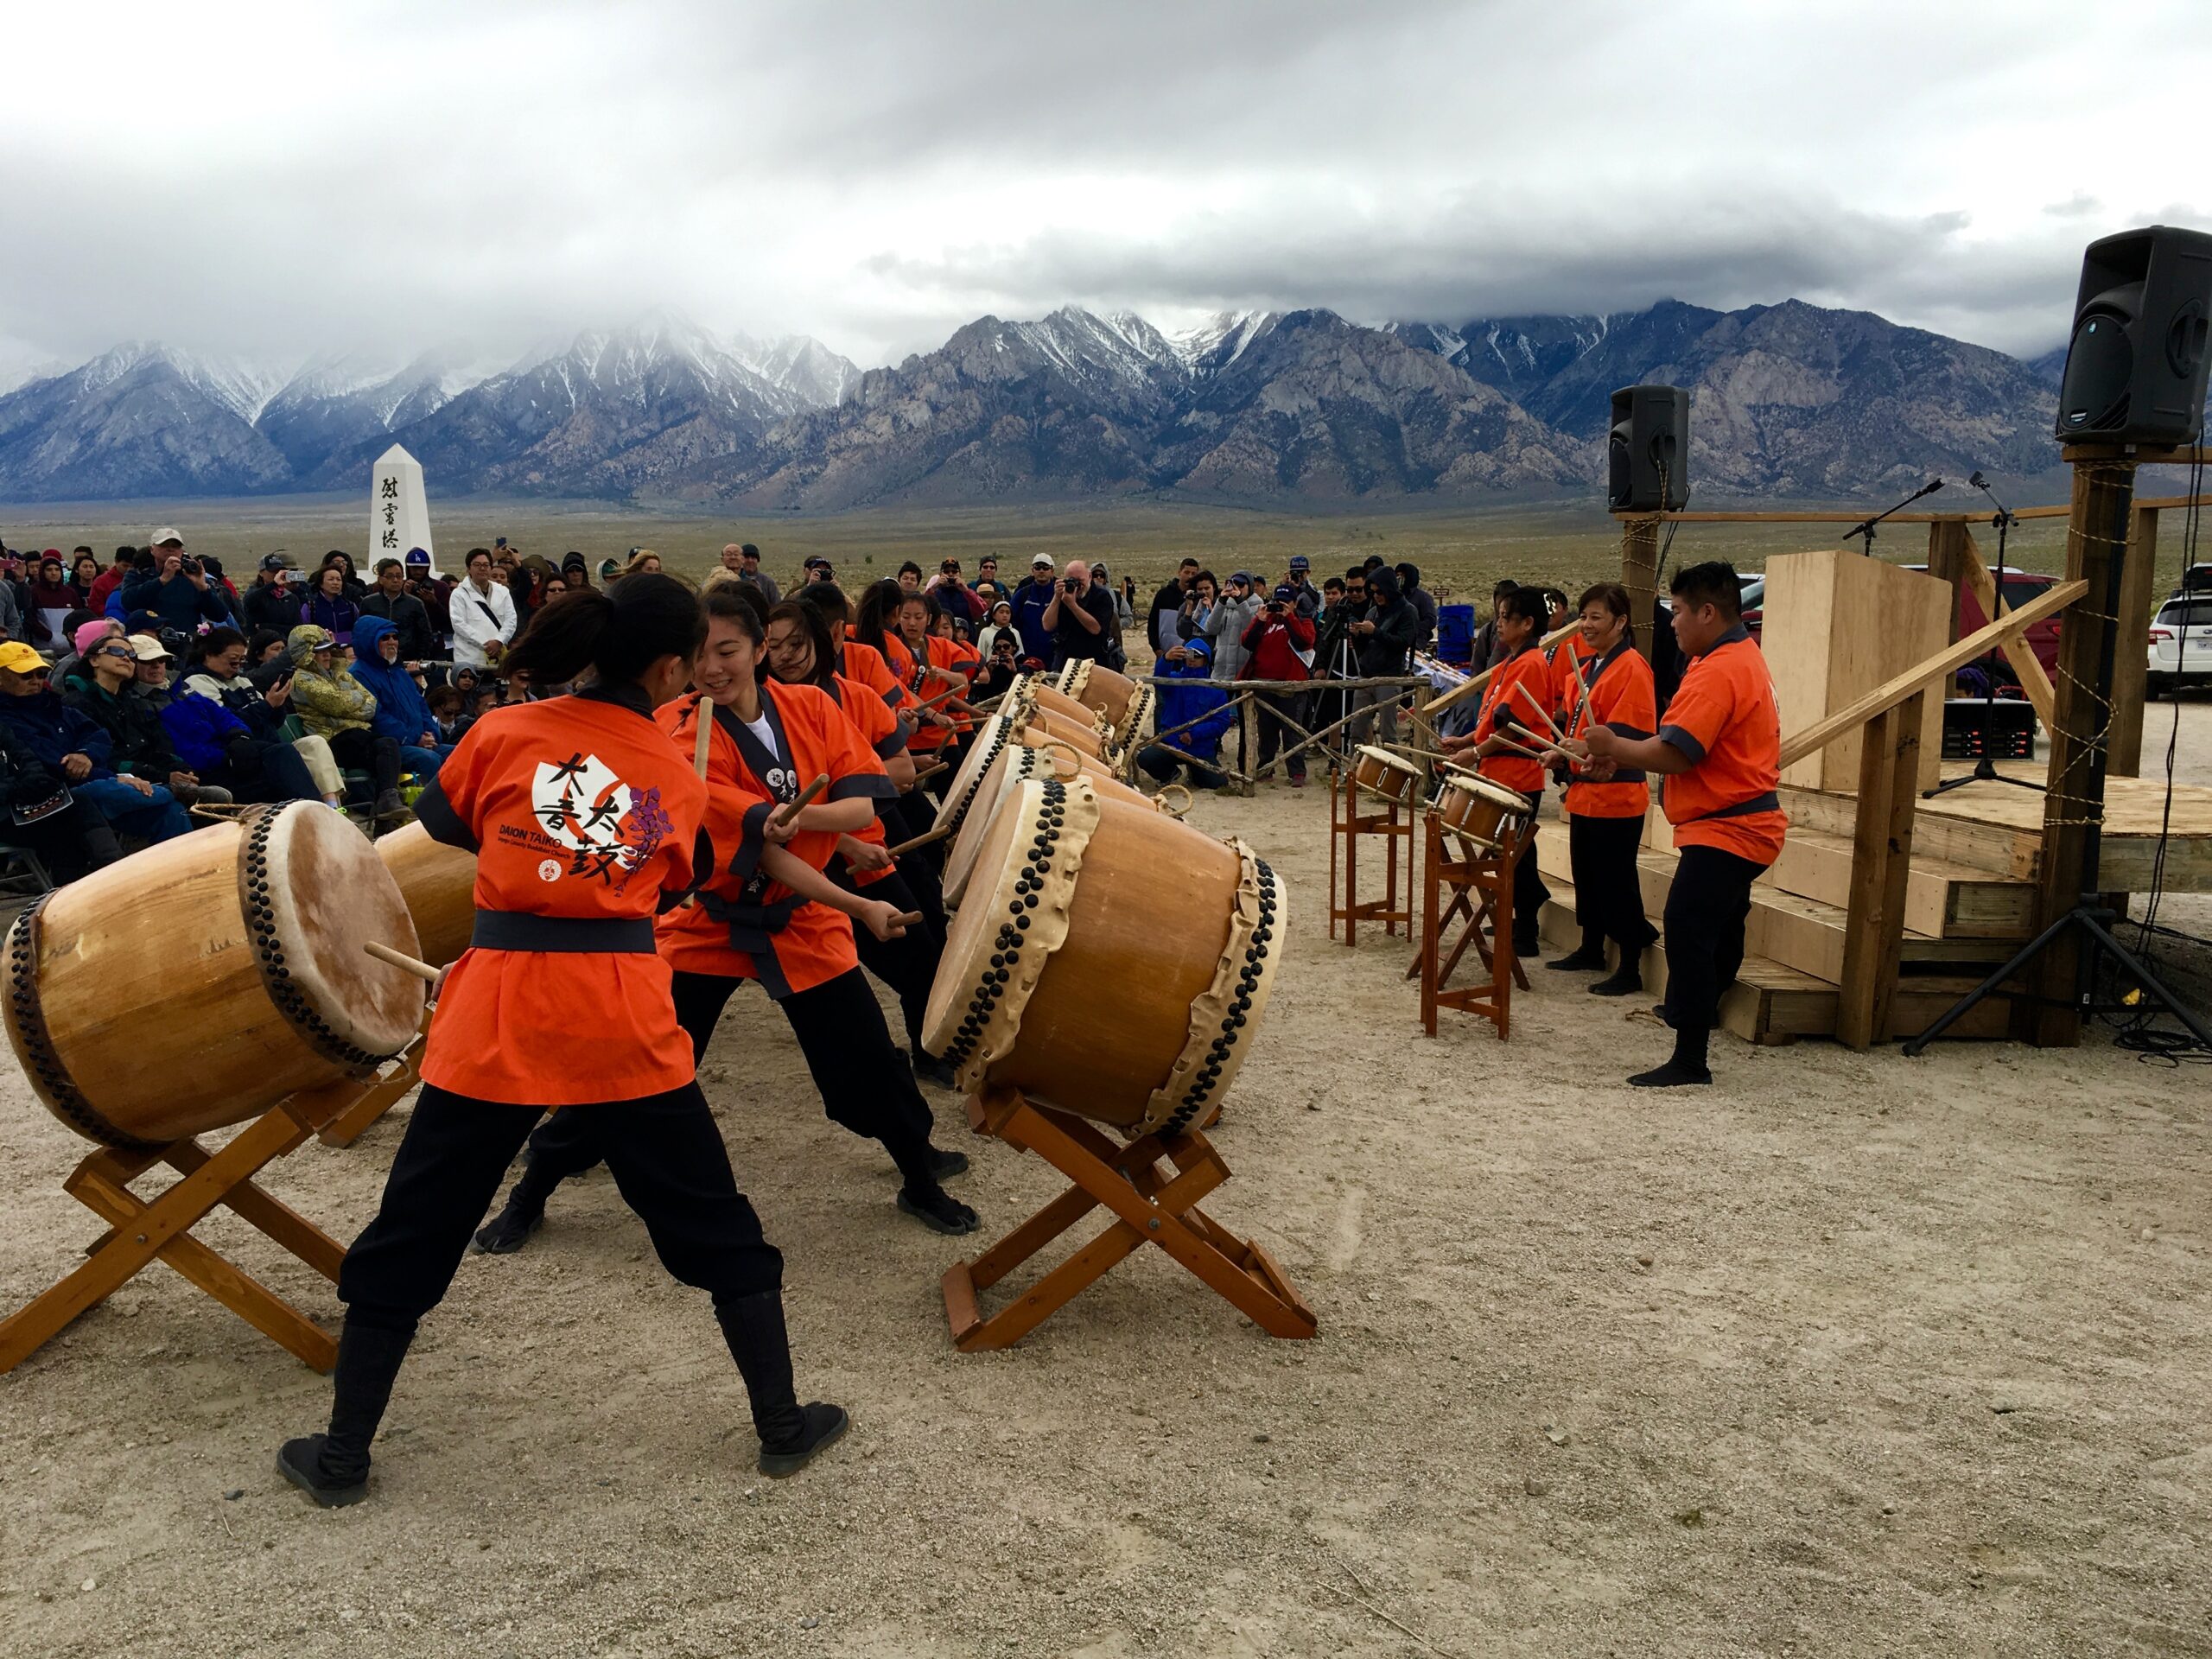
[0,529,1471,893]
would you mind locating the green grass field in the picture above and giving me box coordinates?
[2,490,2154,612]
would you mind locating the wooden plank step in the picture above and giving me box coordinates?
[1538,830,2015,985]
[1536,880,2016,1046]
[1778,786,2040,880]
[1640,804,2032,939]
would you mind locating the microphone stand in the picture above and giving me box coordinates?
[1842,477,1946,558]
[1923,471,2045,799]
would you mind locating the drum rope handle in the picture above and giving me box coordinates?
[1034,738,1084,780]
[1154,782,1193,818]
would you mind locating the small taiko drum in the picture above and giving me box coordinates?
[941,738,1165,906]
[1351,744,1423,809]
[1432,768,1533,853]
[376,821,479,967]
[924,776,1284,1138]
[4,804,426,1149]
[1052,658,1154,750]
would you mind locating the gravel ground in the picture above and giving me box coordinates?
[3,721,2210,1658]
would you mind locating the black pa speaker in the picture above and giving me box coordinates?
[1608,385,1689,512]
[2055,225,2212,445]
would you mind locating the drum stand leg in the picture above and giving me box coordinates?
[316,1024,427,1148]
[1330,772,1414,947]
[0,1065,403,1376]
[1414,817,1529,1041]
[940,1088,1319,1352]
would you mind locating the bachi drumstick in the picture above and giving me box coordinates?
[365,941,442,983]
[771,773,830,829]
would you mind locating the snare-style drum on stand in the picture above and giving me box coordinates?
[924,776,1284,1139]
[1431,768,1534,854]
[1351,744,1424,810]
[3,804,426,1149]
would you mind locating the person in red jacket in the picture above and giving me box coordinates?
[1238,584,1316,786]
[1445,588,1554,957]
[278,575,846,1508]
[1543,583,1659,995]
[1585,562,1787,1088]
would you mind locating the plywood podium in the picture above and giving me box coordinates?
[1764,550,1952,794]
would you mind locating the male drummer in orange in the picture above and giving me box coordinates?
[1541,582,1659,997]
[1443,587,1554,959]
[278,575,847,1508]
[1583,561,1786,1087]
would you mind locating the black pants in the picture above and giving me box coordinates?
[1662,844,1764,1033]
[1568,812,1657,957]
[9,797,121,883]
[830,861,942,1054]
[880,807,950,938]
[1137,743,1223,790]
[1510,790,1551,945]
[339,1083,781,1332]
[674,968,938,1175]
[326,726,402,796]
[1254,690,1307,780]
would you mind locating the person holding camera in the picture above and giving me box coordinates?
[1041,558,1115,671]
[1239,585,1317,786]
[119,531,232,637]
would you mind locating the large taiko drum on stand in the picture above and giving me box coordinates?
[941,739,1166,906]
[3,803,426,1150]
[932,712,1128,845]
[375,822,478,967]
[1351,744,1423,810]
[1004,672,1103,733]
[924,776,1284,1139]
[1431,768,1534,854]
[1052,658,1154,751]
[1017,703,1114,761]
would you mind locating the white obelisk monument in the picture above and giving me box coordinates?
[371,444,435,574]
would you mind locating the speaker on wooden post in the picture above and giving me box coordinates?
[2056,225,2212,446]
[1607,385,1689,512]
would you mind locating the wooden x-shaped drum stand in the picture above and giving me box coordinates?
[1408,813,1529,1039]
[0,1043,423,1376]
[942,1087,1317,1351]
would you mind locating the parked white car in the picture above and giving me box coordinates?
[2146,595,2212,693]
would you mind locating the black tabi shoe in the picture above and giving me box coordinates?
[1628,1058,1712,1088]
[1546,948,1607,972]
[897,1183,980,1235]
[910,1052,960,1090]
[471,1202,543,1255]
[1512,934,1541,962]
[926,1145,970,1180]
[1589,967,1643,997]
[277,1434,368,1508]
[759,1403,850,1479]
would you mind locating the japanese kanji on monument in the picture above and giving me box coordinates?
[369,443,435,573]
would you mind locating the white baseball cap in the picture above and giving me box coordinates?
[148,527,184,548]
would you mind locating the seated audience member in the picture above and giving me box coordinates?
[286,625,407,822]
[27,556,75,651]
[0,644,125,878]
[350,615,451,779]
[0,639,191,843]
[1136,635,1233,791]
[185,628,346,808]
[467,682,504,721]
[136,632,315,805]
[299,563,362,646]
[52,615,120,694]
[66,634,230,807]
[424,683,472,746]
[359,558,436,661]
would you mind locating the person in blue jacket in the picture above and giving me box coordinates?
[1135,634,1233,790]
[0,640,190,842]
[143,642,321,805]
[119,539,232,635]
[350,615,451,780]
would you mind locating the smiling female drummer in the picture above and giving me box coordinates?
[476,588,977,1245]
[1541,582,1659,996]
[278,575,847,1509]
[1446,586,1556,960]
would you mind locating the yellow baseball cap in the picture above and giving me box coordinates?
[0,641,51,674]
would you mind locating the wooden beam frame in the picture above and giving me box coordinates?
[2107,505,2161,779]
[1777,578,2085,770]
[1836,692,1924,1048]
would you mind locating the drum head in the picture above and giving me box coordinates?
[1461,773,1533,811]
[931,712,1014,837]
[944,742,1054,906]
[257,802,425,1058]
[1355,743,1419,779]
[923,775,1045,1058]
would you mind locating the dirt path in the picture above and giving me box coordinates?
[3,777,2209,1657]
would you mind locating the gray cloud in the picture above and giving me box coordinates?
[3,0,2208,372]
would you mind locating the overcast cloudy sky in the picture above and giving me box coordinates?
[5,0,2207,378]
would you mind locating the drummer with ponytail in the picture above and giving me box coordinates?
[279,573,849,1509]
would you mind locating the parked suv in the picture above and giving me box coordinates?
[2147,594,2212,694]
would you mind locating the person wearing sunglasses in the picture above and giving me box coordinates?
[0,639,190,848]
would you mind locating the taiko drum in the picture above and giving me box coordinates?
[923,776,1284,1138]
[375,821,479,967]
[941,739,1163,906]
[1351,744,1423,809]
[1431,769,1533,853]
[932,712,1122,843]
[1052,658,1154,750]
[3,804,426,1149]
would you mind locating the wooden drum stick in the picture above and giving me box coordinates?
[771,773,830,829]
[887,823,953,856]
[1511,681,1564,742]
[365,941,442,983]
[909,759,949,785]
